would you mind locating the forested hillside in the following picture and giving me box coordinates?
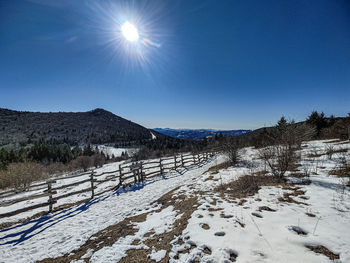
[0,108,164,147]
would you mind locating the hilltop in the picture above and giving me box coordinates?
[0,108,164,147]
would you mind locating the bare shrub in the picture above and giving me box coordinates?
[73,156,93,172]
[281,124,316,149]
[0,162,46,190]
[258,123,315,180]
[329,152,350,178]
[45,162,69,176]
[258,145,297,180]
[325,144,335,160]
[222,139,241,166]
[92,154,105,168]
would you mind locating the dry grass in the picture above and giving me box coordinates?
[204,175,219,182]
[305,245,339,260]
[215,174,283,200]
[278,187,308,205]
[329,165,350,178]
[289,172,309,178]
[252,170,268,176]
[38,212,147,263]
[120,194,199,263]
[200,223,210,230]
[38,185,200,263]
[306,212,316,217]
[203,161,231,175]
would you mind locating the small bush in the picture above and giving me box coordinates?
[73,156,93,172]
[0,162,46,190]
[92,154,105,168]
[222,139,241,166]
[258,145,297,180]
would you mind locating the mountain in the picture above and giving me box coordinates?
[153,128,251,140]
[0,108,164,147]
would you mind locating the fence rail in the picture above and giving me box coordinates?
[0,151,217,220]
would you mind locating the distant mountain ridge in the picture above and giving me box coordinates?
[153,128,251,140]
[0,108,165,147]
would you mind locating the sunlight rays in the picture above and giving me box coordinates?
[85,0,165,72]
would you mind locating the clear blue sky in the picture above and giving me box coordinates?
[1,0,349,130]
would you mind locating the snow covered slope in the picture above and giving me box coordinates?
[0,140,349,263]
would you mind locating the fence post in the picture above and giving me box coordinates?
[140,162,144,181]
[47,180,53,213]
[159,158,163,174]
[181,154,184,167]
[90,171,95,199]
[193,154,196,164]
[119,164,124,187]
[174,155,177,170]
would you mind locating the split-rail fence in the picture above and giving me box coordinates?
[0,151,217,220]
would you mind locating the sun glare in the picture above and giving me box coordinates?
[121,21,139,42]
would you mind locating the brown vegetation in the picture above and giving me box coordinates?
[203,161,231,175]
[215,174,282,200]
[305,245,339,260]
[0,162,46,190]
[0,154,108,190]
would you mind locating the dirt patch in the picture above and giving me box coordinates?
[278,186,308,205]
[228,250,238,262]
[38,185,197,263]
[204,175,220,182]
[278,195,307,205]
[215,174,284,201]
[200,223,210,230]
[238,199,247,206]
[210,198,217,206]
[208,207,223,212]
[329,165,350,178]
[252,170,268,176]
[204,175,213,181]
[202,246,212,255]
[289,172,309,178]
[220,213,233,219]
[38,211,147,263]
[203,161,231,175]
[306,212,316,217]
[119,193,200,263]
[306,245,339,260]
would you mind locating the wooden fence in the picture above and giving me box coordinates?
[0,151,217,220]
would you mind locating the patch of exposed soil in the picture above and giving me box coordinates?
[306,245,339,260]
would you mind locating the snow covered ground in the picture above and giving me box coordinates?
[96,145,138,158]
[0,140,349,263]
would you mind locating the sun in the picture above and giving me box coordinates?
[121,21,139,42]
